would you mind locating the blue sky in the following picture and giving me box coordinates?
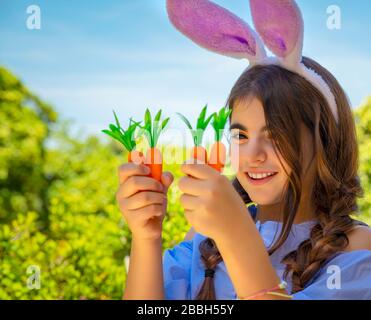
[1,0,370,142]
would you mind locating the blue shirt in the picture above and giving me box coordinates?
[163,205,371,300]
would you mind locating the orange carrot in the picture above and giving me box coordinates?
[139,109,170,182]
[208,106,232,173]
[177,105,214,165]
[192,145,208,163]
[208,141,226,173]
[144,147,163,182]
[128,150,144,164]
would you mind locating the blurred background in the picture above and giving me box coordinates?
[0,0,370,299]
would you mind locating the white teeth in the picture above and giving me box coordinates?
[248,172,276,180]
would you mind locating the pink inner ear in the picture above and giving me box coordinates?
[167,0,257,58]
[250,0,302,58]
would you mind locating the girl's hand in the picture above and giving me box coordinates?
[179,160,248,242]
[116,162,174,242]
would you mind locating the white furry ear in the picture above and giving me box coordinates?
[250,0,339,124]
[166,0,266,63]
[249,0,303,70]
[167,0,339,124]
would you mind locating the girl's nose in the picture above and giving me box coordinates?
[240,138,266,164]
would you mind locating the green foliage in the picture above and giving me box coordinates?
[0,67,57,224]
[140,108,170,148]
[101,111,142,152]
[0,66,189,298]
[177,104,214,146]
[0,66,370,299]
[211,106,232,142]
[354,97,371,224]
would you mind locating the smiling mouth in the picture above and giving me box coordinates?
[245,172,278,185]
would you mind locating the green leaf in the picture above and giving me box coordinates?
[177,113,193,130]
[192,129,200,146]
[161,117,170,130]
[211,107,232,141]
[154,109,162,122]
[101,129,114,137]
[145,109,151,128]
[204,112,215,128]
[140,108,170,148]
[140,110,151,147]
[113,110,121,129]
[109,124,120,133]
[123,133,135,151]
[178,106,213,146]
[102,129,127,148]
[190,129,198,145]
[199,105,207,122]
[127,118,141,135]
[102,111,143,151]
[197,105,207,129]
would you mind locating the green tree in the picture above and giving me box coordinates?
[0,66,190,299]
[354,97,371,223]
[0,67,57,225]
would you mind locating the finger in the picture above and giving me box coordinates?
[180,194,201,211]
[181,159,217,180]
[122,191,166,211]
[161,171,174,193]
[178,176,207,196]
[128,204,164,223]
[118,176,164,198]
[117,163,150,185]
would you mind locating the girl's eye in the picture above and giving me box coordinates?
[231,132,248,142]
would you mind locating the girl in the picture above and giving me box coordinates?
[118,0,371,299]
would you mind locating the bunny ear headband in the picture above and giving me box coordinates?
[166,0,339,124]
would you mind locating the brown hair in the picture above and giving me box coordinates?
[195,56,366,299]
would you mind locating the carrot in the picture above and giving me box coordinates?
[102,110,143,161]
[177,104,214,164]
[128,150,144,164]
[208,106,232,173]
[192,145,207,163]
[145,147,163,181]
[139,108,170,182]
[208,141,226,173]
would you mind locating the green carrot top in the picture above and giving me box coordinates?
[177,104,215,147]
[211,106,232,142]
[101,110,141,152]
[140,108,170,148]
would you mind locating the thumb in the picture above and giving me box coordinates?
[161,171,174,192]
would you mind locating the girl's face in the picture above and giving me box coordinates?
[229,97,291,205]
